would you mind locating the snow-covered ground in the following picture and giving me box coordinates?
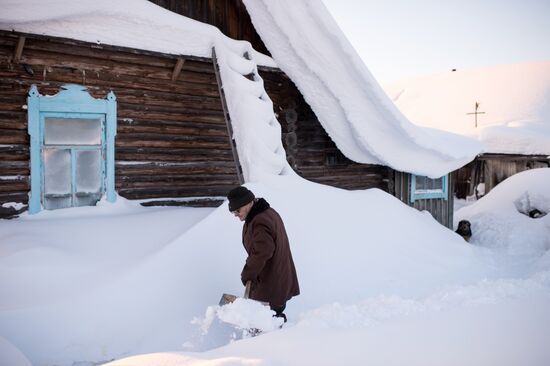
[1,169,549,365]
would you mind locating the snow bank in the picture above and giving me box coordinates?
[385,61,550,155]
[455,168,550,261]
[243,0,482,178]
[2,175,536,365]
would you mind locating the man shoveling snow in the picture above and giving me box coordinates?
[227,186,300,323]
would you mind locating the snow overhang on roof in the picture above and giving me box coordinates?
[243,0,483,178]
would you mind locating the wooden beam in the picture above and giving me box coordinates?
[171,58,185,81]
[211,47,244,184]
[14,36,26,63]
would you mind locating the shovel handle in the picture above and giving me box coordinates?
[244,280,252,299]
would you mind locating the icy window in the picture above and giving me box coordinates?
[44,117,101,145]
[43,149,71,194]
[76,150,102,193]
[414,176,443,194]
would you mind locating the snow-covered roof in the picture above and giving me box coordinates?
[385,61,550,156]
[1,0,482,178]
[0,0,276,67]
[242,0,482,178]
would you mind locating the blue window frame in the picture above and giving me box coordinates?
[410,174,448,203]
[27,84,117,214]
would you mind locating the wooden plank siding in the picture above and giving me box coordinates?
[148,0,269,56]
[393,171,454,228]
[259,69,393,192]
[455,154,550,199]
[0,30,240,217]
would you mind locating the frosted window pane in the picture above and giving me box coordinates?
[75,193,102,207]
[44,196,71,210]
[76,150,101,192]
[415,176,443,192]
[44,118,101,145]
[44,149,71,194]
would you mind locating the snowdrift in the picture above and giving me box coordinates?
[456,168,550,262]
[1,176,499,365]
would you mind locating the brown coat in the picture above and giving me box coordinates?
[241,199,300,306]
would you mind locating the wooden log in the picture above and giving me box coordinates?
[116,136,231,149]
[171,58,186,81]
[118,109,225,125]
[13,36,26,63]
[0,30,216,71]
[115,149,234,163]
[117,122,229,137]
[9,46,218,84]
[0,180,29,193]
[0,192,28,203]
[0,130,28,144]
[0,161,29,175]
[117,186,234,199]
[0,71,221,99]
[116,161,237,176]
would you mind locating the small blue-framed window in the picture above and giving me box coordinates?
[410,174,448,202]
[27,84,117,214]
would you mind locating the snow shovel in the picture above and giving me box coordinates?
[219,280,251,306]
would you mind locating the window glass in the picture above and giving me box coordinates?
[44,118,101,145]
[411,174,448,202]
[43,149,71,194]
[415,176,443,193]
[76,150,102,193]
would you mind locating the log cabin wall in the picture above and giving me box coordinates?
[148,0,269,56]
[0,30,240,218]
[454,154,550,199]
[259,69,393,192]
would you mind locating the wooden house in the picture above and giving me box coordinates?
[0,0,476,228]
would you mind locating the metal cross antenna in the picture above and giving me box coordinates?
[466,101,486,128]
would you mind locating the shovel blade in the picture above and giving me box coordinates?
[219,293,238,306]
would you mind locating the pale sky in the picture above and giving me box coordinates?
[322,0,550,84]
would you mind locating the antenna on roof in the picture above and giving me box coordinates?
[466,101,486,128]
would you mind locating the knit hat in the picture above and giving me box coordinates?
[227,186,255,212]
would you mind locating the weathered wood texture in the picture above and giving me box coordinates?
[148,0,269,55]
[454,154,550,198]
[260,69,393,191]
[393,171,454,229]
[0,31,240,217]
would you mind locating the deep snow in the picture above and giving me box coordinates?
[1,170,549,365]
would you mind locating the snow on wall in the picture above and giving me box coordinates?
[385,61,550,155]
[243,0,483,178]
[213,40,295,181]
